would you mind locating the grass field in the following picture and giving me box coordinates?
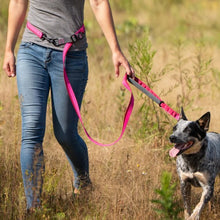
[0,0,220,219]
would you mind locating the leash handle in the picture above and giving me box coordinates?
[127,76,162,105]
[128,76,180,120]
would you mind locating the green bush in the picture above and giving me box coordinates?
[152,171,183,220]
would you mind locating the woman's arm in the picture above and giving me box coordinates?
[89,0,134,78]
[3,0,28,77]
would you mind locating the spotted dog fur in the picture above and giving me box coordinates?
[169,108,220,220]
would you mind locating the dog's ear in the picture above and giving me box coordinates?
[197,112,211,131]
[179,107,188,120]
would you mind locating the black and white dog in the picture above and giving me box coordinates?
[169,108,220,220]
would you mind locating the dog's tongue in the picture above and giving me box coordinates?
[169,147,180,158]
[169,142,193,157]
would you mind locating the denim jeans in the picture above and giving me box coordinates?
[16,42,90,209]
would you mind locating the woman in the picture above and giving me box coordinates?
[3,0,134,212]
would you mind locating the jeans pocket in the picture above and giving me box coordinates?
[19,42,34,49]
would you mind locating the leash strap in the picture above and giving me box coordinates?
[27,22,134,146]
[27,21,85,46]
[128,76,180,120]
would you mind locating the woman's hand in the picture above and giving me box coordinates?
[112,50,135,78]
[3,50,16,77]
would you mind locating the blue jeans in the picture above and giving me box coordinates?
[16,42,90,209]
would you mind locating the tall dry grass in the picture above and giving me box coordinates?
[1,0,220,219]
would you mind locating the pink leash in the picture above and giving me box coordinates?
[27,22,134,146]
[63,43,134,146]
[27,21,179,147]
[128,76,180,120]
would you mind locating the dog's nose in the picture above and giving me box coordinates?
[169,135,177,143]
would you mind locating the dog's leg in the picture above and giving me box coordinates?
[188,183,214,220]
[180,180,191,219]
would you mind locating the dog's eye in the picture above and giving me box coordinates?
[173,125,177,131]
[183,127,191,133]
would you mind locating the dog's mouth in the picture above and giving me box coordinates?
[169,141,194,157]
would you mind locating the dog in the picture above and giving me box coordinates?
[169,108,220,220]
